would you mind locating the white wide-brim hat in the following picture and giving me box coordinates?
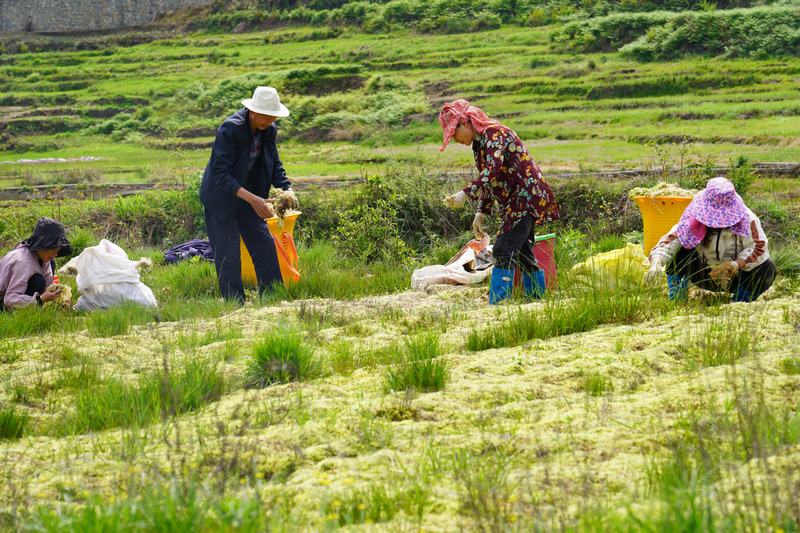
[242,86,290,117]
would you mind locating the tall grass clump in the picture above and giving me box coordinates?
[0,405,29,440]
[86,302,157,337]
[25,479,285,532]
[62,359,225,434]
[246,327,320,388]
[581,372,614,396]
[323,482,431,528]
[265,243,410,302]
[467,282,668,352]
[0,305,75,339]
[385,332,448,393]
[450,447,521,531]
[681,312,759,368]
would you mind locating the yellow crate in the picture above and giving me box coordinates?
[632,196,693,256]
[241,211,301,287]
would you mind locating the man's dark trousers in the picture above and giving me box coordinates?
[205,205,282,303]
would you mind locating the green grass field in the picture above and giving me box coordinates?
[2,23,800,186]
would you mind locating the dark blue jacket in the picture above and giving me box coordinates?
[200,108,291,220]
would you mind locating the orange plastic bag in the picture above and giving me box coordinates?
[240,211,301,287]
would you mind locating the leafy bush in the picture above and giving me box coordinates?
[553,11,675,52]
[621,7,800,60]
[333,200,412,263]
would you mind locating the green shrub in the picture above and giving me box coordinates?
[553,11,676,52]
[333,200,412,263]
[385,332,448,393]
[246,327,320,387]
[621,7,800,60]
[0,406,29,440]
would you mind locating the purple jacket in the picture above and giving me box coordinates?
[0,244,54,310]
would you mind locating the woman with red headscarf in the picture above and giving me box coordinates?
[440,99,559,304]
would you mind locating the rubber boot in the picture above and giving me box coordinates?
[521,270,546,299]
[732,285,753,303]
[667,274,689,301]
[489,267,514,305]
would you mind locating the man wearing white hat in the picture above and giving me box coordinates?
[200,86,298,303]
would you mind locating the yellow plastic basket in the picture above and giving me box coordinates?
[241,211,301,287]
[632,196,693,256]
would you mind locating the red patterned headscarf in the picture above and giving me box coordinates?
[438,99,500,152]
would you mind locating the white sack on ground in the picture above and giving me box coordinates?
[60,239,158,311]
[411,236,494,289]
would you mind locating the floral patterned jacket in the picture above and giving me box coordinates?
[461,125,559,235]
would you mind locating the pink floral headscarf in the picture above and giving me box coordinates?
[438,99,500,152]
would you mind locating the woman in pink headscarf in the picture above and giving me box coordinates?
[646,177,775,302]
[440,99,559,304]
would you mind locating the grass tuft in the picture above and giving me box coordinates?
[86,302,157,337]
[385,332,448,393]
[62,358,225,434]
[246,327,320,388]
[581,372,614,396]
[681,313,759,368]
[0,405,29,440]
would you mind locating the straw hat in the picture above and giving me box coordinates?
[242,86,289,117]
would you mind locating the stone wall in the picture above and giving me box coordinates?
[0,0,216,34]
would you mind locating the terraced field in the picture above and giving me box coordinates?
[2,24,800,187]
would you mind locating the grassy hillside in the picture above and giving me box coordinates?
[2,7,800,187]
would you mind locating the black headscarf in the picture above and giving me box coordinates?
[22,217,72,257]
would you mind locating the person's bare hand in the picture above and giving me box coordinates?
[40,285,62,303]
[250,198,275,220]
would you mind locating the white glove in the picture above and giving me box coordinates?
[444,191,467,209]
[472,213,487,239]
[644,262,666,285]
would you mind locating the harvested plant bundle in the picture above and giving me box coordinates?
[628,181,697,199]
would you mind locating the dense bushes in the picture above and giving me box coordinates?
[0,186,203,254]
[622,6,800,60]
[553,11,675,52]
[555,6,800,60]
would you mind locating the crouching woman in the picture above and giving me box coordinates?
[0,217,71,311]
[645,177,776,302]
[440,99,559,304]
